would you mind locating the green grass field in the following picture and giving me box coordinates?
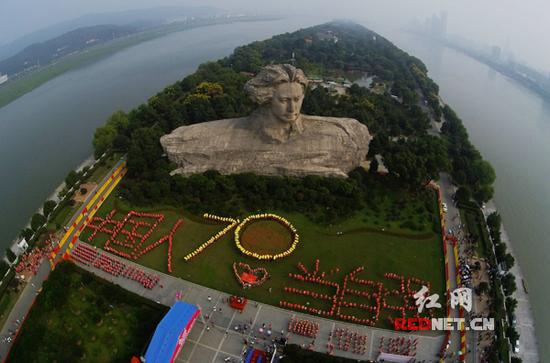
[80,188,445,329]
[240,220,294,255]
[0,289,18,330]
[7,263,166,363]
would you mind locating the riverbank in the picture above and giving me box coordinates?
[0,15,281,110]
[482,200,539,362]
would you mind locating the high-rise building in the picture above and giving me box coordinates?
[440,11,448,38]
[429,12,448,39]
[491,46,502,62]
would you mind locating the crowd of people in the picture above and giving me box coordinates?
[71,242,160,289]
[378,336,418,357]
[283,260,434,326]
[327,328,367,355]
[85,208,183,273]
[184,214,238,261]
[15,239,56,275]
[287,318,319,338]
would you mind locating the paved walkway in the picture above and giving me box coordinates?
[74,241,446,363]
[438,173,466,362]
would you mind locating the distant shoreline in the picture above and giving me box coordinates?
[0,15,282,110]
[407,31,550,103]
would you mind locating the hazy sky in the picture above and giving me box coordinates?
[1,0,548,72]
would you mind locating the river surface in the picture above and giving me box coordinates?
[0,18,547,360]
[0,17,318,247]
[387,30,548,360]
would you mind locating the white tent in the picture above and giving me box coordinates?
[377,352,415,363]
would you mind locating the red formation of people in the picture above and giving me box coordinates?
[71,242,159,289]
[280,259,435,326]
[15,235,56,275]
[232,262,269,288]
[327,328,367,355]
[85,209,183,272]
[378,336,418,357]
[288,317,319,338]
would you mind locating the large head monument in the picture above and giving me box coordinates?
[160,64,371,177]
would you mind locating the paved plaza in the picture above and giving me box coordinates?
[75,241,445,363]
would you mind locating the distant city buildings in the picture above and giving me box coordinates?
[491,46,502,62]
[411,13,550,100]
[424,11,447,39]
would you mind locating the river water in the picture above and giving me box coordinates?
[0,17,318,247]
[0,19,547,359]
[387,31,548,360]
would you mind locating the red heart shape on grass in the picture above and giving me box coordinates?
[233,262,269,288]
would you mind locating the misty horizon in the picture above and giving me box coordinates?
[0,0,548,73]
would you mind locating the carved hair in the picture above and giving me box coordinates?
[244,64,308,105]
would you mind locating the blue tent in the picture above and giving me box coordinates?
[145,301,199,363]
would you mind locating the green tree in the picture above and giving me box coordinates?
[486,212,501,230]
[506,326,520,344]
[495,243,507,262]
[31,213,47,231]
[369,158,379,174]
[502,273,517,296]
[43,200,57,218]
[477,281,490,295]
[506,297,518,312]
[455,186,471,203]
[503,253,515,270]
[92,124,117,158]
[65,170,79,188]
[20,228,33,241]
[92,111,129,157]
[5,248,16,263]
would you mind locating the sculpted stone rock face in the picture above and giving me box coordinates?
[160,64,371,177]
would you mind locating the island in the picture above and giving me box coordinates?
[1,21,521,363]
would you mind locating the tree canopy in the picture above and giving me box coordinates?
[90,21,495,219]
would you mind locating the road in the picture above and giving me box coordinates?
[438,173,470,362]
[0,158,126,361]
[422,93,472,362]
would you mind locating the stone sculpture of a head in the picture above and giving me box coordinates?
[244,64,308,125]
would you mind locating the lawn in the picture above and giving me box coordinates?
[80,187,445,329]
[0,289,18,329]
[47,201,82,230]
[240,220,294,255]
[7,262,166,363]
[87,153,122,184]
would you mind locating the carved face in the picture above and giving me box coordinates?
[270,82,304,124]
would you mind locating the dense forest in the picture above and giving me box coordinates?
[92,21,495,220]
